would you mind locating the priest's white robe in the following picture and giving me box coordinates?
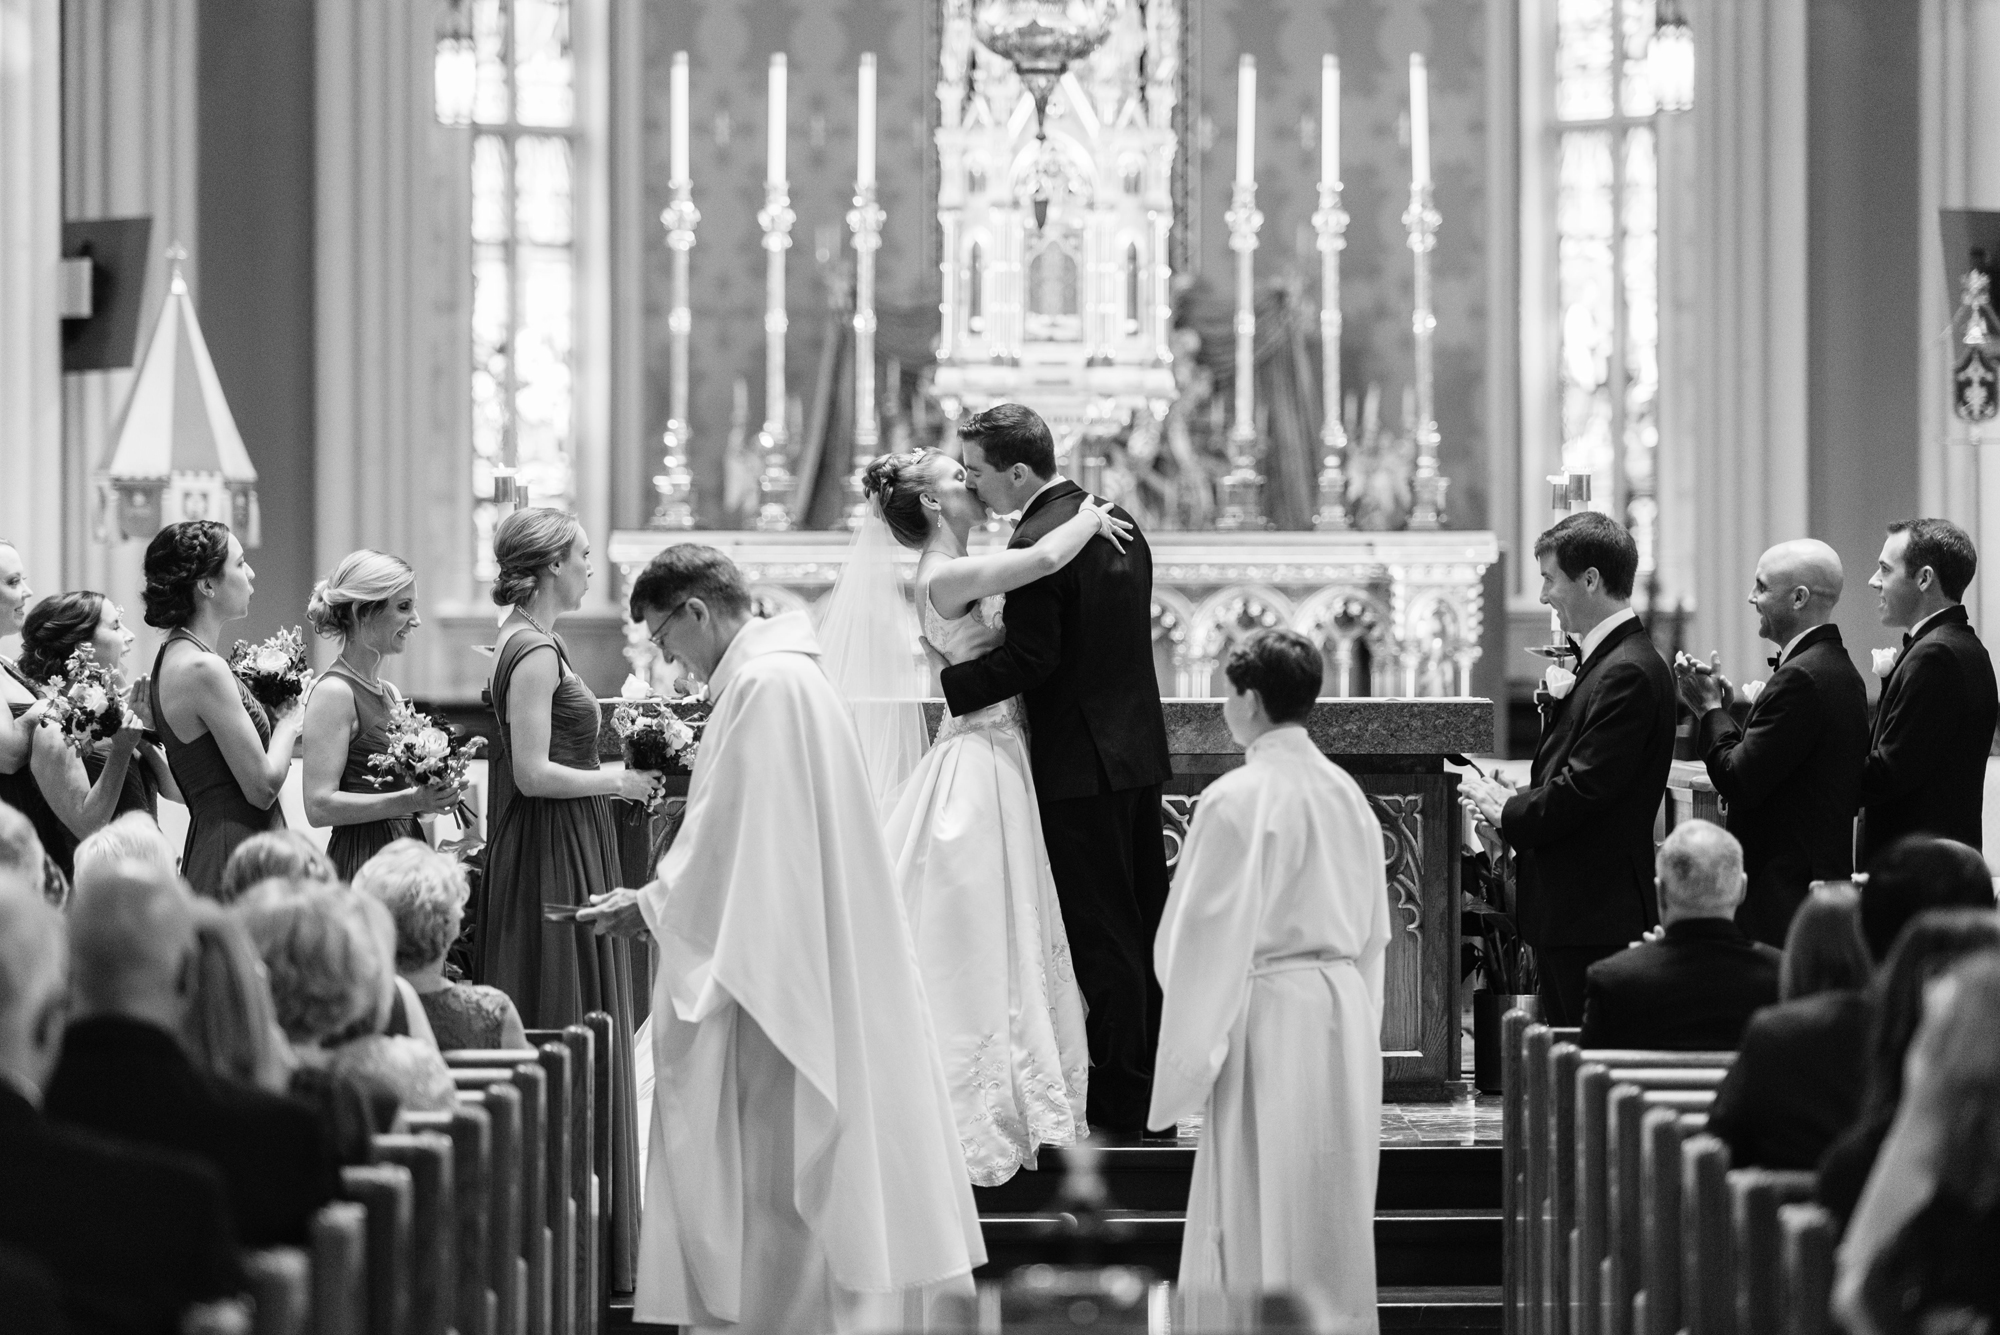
[1147,724,1391,1331]
[632,611,985,1333]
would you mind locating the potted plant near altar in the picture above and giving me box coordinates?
[1462,820,1540,1094]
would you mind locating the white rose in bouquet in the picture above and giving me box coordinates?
[78,685,109,716]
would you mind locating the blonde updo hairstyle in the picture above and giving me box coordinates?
[860,450,944,551]
[307,549,415,642]
[491,507,583,607]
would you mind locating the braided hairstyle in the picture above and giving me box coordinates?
[19,592,110,682]
[490,508,582,608]
[859,450,942,551]
[142,521,231,630]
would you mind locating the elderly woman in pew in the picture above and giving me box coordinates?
[354,838,524,1051]
[1817,908,2000,1228]
[1703,883,1874,1170]
[1834,952,2000,1335]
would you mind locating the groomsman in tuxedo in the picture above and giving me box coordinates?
[1677,540,1869,946]
[1859,518,1999,860]
[1460,512,1676,1025]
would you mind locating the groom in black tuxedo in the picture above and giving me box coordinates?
[1460,512,1677,1025]
[940,404,1173,1135]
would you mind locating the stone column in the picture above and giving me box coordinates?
[0,0,63,587]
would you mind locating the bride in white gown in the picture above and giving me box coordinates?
[827,448,1126,1186]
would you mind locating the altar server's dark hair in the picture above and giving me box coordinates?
[1886,517,1977,601]
[1223,628,1324,724]
[1533,511,1639,598]
[958,402,1056,478]
[629,544,753,622]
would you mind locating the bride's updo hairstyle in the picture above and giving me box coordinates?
[142,520,232,630]
[307,550,415,641]
[860,450,942,550]
[490,507,582,607]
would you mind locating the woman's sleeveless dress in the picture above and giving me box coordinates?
[152,629,286,896]
[84,747,159,820]
[314,664,424,880]
[881,586,1090,1185]
[1,657,78,876]
[479,629,632,1030]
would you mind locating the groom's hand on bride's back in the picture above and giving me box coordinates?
[919,637,952,675]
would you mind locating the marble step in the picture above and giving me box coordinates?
[974,1206,1502,1286]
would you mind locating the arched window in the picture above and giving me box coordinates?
[967,242,985,334]
[1124,242,1142,335]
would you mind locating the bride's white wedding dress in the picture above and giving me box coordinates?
[883,581,1090,1186]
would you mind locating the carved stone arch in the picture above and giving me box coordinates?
[1187,586,1294,692]
[1293,586,1392,698]
[1150,587,1197,696]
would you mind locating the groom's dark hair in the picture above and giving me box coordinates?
[958,403,1056,478]
[629,544,754,621]
[1534,511,1639,598]
[1224,629,1324,724]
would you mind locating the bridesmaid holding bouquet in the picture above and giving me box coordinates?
[144,521,301,897]
[302,550,466,880]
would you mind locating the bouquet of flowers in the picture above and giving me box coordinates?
[228,627,312,713]
[611,676,705,809]
[36,647,130,757]
[367,698,486,834]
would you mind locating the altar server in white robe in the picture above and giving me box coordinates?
[1148,628,1391,1328]
[579,545,984,1333]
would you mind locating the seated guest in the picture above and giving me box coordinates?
[73,810,178,882]
[1579,819,1782,1050]
[1705,883,1875,1168]
[182,899,295,1095]
[0,799,67,908]
[43,859,338,1247]
[355,838,525,1050]
[1818,908,2000,1227]
[344,884,444,1052]
[1834,952,2000,1335]
[0,879,243,1335]
[213,828,334,905]
[1857,834,1996,962]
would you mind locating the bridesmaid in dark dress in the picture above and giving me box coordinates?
[19,592,181,823]
[143,522,302,897]
[478,508,660,1028]
[0,548,146,879]
[302,550,464,880]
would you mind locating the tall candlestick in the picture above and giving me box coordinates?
[856,53,877,188]
[767,54,786,185]
[653,172,701,530]
[1234,55,1256,187]
[1217,176,1265,531]
[1312,53,1351,532]
[1403,172,1448,529]
[757,55,796,531]
[1321,55,1340,189]
[670,51,689,184]
[1408,53,1431,188]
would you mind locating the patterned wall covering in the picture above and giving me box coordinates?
[642,0,1486,531]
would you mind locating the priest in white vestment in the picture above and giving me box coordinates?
[1148,629,1391,1331]
[581,545,985,1333]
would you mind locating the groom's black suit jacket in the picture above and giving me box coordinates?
[1695,623,1869,945]
[940,478,1171,800]
[1859,603,1999,860]
[1501,616,1676,949]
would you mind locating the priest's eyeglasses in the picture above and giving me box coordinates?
[646,601,691,651]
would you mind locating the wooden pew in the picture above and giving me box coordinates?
[582,1011,618,1324]
[243,1247,310,1335]
[1632,1102,1714,1335]
[1570,1060,1731,1335]
[453,1047,574,1335]
[1602,1084,1719,1335]
[309,1201,367,1335]
[1727,1169,1816,1335]
[1502,1008,1532,1335]
[1777,1203,1837,1335]
[404,1106,494,1335]
[341,1163,414,1335]
[584,1008,638,1305]
[528,1028,596,1335]
[1678,1134,1732,1335]
[451,1061,549,1335]
[1519,1022,1580,1335]
[456,1084,524,1335]
[372,1134,455,1335]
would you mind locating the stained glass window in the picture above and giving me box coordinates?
[1553,0,1661,582]
[469,0,577,580]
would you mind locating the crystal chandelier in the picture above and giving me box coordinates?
[971,0,1123,141]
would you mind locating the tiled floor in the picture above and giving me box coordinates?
[1382,1095,1502,1147]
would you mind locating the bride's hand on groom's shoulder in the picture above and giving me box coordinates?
[1080,497,1134,552]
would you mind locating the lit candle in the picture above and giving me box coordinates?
[1235,54,1256,187]
[857,53,877,188]
[1409,53,1431,188]
[670,52,689,183]
[768,54,787,184]
[1321,54,1339,187]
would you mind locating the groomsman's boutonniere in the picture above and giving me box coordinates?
[1740,679,1766,705]
[1871,647,1900,679]
[1541,663,1577,703]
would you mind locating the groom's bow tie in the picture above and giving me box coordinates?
[1565,636,1582,661]
[1902,632,1915,651]
[1767,655,1781,669]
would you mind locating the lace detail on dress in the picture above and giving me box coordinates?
[921,585,1029,746]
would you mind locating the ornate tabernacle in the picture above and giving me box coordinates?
[609,527,1497,699]
[603,695,1490,1098]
